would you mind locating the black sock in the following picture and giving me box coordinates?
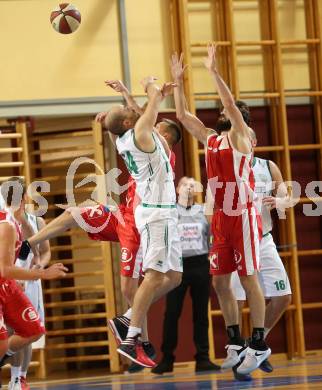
[250,328,267,350]
[227,325,244,345]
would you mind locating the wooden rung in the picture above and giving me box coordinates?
[279,251,292,258]
[210,304,296,316]
[0,176,25,182]
[46,340,109,350]
[239,304,296,314]
[50,242,101,252]
[298,197,322,204]
[301,302,322,310]
[190,40,232,48]
[298,249,322,256]
[0,147,23,153]
[33,187,96,197]
[255,146,285,152]
[0,161,24,168]
[45,257,103,266]
[45,312,107,322]
[30,145,94,156]
[285,91,322,97]
[47,354,110,363]
[45,298,106,308]
[31,153,94,168]
[46,326,108,336]
[281,38,320,45]
[30,130,93,142]
[289,144,322,150]
[0,133,22,139]
[44,284,105,294]
[195,92,280,101]
[52,270,104,280]
[33,173,95,182]
[41,231,88,240]
[190,39,320,48]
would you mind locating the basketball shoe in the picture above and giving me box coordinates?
[117,335,156,368]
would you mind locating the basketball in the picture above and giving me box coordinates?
[50,3,81,34]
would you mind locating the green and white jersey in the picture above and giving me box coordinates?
[116,129,176,208]
[253,157,273,235]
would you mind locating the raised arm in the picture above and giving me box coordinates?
[105,80,145,116]
[134,77,175,153]
[171,53,212,145]
[204,44,248,136]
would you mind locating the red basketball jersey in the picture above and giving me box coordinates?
[206,134,256,211]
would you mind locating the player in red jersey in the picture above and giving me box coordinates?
[0,177,67,379]
[170,47,270,375]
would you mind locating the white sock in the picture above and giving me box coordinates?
[11,366,21,379]
[123,308,132,320]
[127,326,141,338]
[264,327,270,339]
[20,370,27,378]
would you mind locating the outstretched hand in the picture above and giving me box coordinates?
[161,82,177,98]
[95,111,107,123]
[43,263,68,280]
[204,43,218,73]
[105,80,128,93]
[170,52,188,81]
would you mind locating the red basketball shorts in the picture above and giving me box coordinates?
[209,207,262,277]
[80,204,141,278]
[0,279,45,340]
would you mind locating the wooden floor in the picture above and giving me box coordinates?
[13,355,322,389]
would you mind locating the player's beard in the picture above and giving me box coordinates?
[215,116,232,132]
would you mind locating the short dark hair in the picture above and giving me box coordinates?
[104,111,128,135]
[162,119,182,145]
[235,100,250,126]
[1,176,26,207]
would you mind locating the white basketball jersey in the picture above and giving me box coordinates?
[253,157,273,235]
[116,129,176,207]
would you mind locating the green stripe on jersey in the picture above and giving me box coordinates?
[142,203,176,209]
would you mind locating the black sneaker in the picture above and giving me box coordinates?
[18,240,31,261]
[195,360,221,372]
[108,316,130,345]
[151,358,174,375]
[0,353,12,368]
[128,342,156,373]
[117,336,156,368]
[259,358,273,373]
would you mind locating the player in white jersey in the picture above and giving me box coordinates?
[231,151,292,375]
[104,77,182,368]
[9,213,50,390]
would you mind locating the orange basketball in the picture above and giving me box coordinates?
[50,3,81,34]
